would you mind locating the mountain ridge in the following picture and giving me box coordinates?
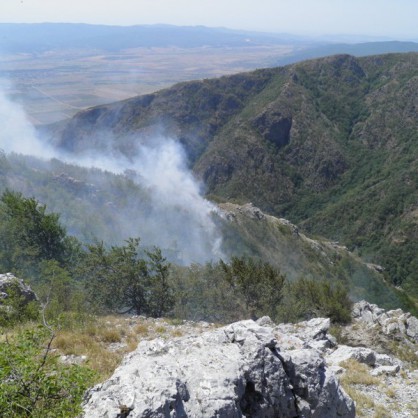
[46,52,418,296]
[1,152,414,313]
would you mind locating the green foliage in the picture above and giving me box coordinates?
[145,247,175,317]
[170,262,244,323]
[2,54,418,301]
[279,277,352,324]
[171,257,352,324]
[80,238,173,316]
[0,190,76,278]
[0,155,153,247]
[0,326,96,417]
[220,257,285,320]
[1,190,66,259]
[36,260,87,322]
[0,281,39,327]
[192,54,418,298]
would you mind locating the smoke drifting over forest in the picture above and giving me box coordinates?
[0,86,224,264]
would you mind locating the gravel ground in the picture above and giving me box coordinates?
[353,370,418,417]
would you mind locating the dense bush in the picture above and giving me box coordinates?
[220,257,286,320]
[0,190,79,279]
[0,326,96,417]
[0,189,356,416]
[170,258,352,324]
[79,238,174,316]
[280,277,353,324]
[170,262,244,322]
[0,280,39,327]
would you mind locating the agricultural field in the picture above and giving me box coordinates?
[0,44,296,125]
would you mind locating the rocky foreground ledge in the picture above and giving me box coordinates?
[81,317,355,418]
[81,301,418,418]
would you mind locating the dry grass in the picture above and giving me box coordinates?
[339,359,381,417]
[373,404,392,418]
[388,341,418,369]
[340,359,380,386]
[407,402,418,414]
[2,314,214,385]
[125,334,140,352]
[133,323,149,336]
[53,332,95,354]
[51,315,138,379]
[155,325,167,334]
[172,329,184,338]
[49,314,211,381]
[52,330,124,379]
[166,318,184,326]
[383,385,397,399]
[344,386,375,416]
[99,328,123,343]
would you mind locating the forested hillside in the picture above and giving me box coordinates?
[0,152,413,312]
[46,53,418,298]
[2,51,418,417]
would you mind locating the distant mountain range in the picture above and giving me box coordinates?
[1,23,418,64]
[0,23,309,52]
[46,52,418,302]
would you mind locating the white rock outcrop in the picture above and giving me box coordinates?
[352,300,418,342]
[0,272,37,304]
[326,345,376,366]
[81,319,355,418]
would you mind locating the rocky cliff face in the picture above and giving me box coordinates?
[81,318,355,418]
[81,301,418,418]
[352,300,418,343]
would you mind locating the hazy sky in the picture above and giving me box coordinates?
[0,0,417,39]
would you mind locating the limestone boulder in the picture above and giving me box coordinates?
[352,300,418,343]
[274,317,335,353]
[81,319,355,418]
[326,345,376,366]
[0,272,37,305]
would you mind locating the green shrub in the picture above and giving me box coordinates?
[0,326,96,417]
[282,277,352,323]
[0,281,40,327]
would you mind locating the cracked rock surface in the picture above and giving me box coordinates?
[81,319,354,418]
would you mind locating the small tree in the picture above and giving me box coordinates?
[0,190,76,278]
[80,238,172,316]
[36,260,88,322]
[284,277,352,323]
[220,257,286,320]
[146,247,174,317]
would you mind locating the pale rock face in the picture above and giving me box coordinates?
[281,349,354,418]
[326,345,376,366]
[375,353,402,367]
[81,319,355,418]
[406,316,418,340]
[273,317,335,353]
[0,272,37,304]
[370,364,400,376]
[352,300,418,343]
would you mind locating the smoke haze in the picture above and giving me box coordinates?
[0,84,224,264]
[0,88,56,159]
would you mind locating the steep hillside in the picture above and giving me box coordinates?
[218,203,414,312]
[2,153,414,312]
[47,53,418,295]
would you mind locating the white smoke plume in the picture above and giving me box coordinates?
[0,87,56,159]
[0,84,224,264]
